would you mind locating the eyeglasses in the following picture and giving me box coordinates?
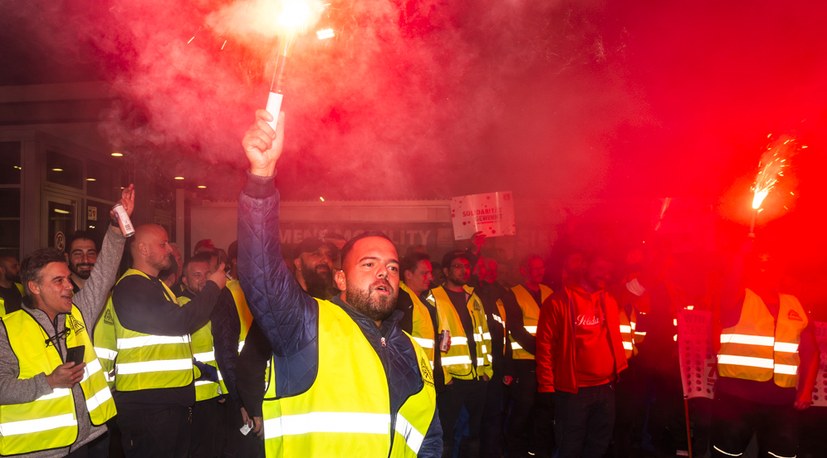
[45,327,71,347]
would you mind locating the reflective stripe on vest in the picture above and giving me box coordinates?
[261,299,436,457]
[428,286,493,380]
[717,289,807,388]
[113,269,194,392]
[178,294,223,401]
[401,283,436,367]
[93,296,118,388]
[509,284,552,360]
[618,310,637,359]
[0,306,116,455]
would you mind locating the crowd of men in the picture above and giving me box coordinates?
[0,110,823,458]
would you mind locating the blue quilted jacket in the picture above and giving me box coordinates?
[237,174,442,457]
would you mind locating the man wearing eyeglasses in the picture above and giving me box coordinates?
[428,250,493,457]
[0,185,134,457]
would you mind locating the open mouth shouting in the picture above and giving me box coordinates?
[372,280,393,296]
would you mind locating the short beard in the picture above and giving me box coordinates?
[345,283,398,322]
[302,265,334,300]
[152,255,172,273]
[71,264,93,280]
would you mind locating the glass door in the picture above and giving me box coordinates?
[44,194,78,252]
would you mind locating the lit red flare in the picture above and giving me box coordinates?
[274,0,326,38]
[750,134,801,211]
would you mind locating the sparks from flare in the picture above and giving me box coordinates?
[747,134,803,236]
[750,135,796,211]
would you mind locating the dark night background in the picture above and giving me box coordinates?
[2,0,826,303]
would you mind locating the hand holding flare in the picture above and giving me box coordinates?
[265,0,327,127]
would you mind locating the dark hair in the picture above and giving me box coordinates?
[20,248,66,308]
[66,231,97,254]
[339,231,396,267]
[227,240,238,261]
[184,251,215,271]
[520,254,543,270]
[442,250,471,270]
[400,252,431,277]
[0,250,19,261]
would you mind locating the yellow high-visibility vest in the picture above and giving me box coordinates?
[509,284,552,360]
[428,285,493,381]
[718,288,807,388]
[0,305,116,455]
[618,308,637,359]
[93,295,118,388]
[112,269,194,392]
[261,298,436,457]
[0,283,24,317]
[401,282,436,368]
[178,295,224,401]
[227,280,253,354]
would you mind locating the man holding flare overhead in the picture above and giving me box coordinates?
[237,109,441,457]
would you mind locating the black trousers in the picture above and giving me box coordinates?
[553,383,615,458]
[222,397,265,458]
[505,360,541,457]
[710,391,799,458]
[118,405,191,458]
[439,379,488,458]
[799,406,827,458]
[481,373,507,458]
[190,398,225,457]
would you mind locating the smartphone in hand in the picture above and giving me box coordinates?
[66,345,85,365]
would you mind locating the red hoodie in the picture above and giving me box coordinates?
[536,286,628,393]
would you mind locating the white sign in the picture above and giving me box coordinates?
[677,309,716,399]
[450,191,516,240]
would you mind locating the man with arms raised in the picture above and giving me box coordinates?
[0,185,133,456]
[238,110,441,457]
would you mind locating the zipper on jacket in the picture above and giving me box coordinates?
[376,325,397,456]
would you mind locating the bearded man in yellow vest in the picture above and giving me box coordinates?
[503,254,553,458]
[238,110,441,457]
[0,186,132,457]
[711,247,819,458]
[429,250,493,457]
[110,224,227,457]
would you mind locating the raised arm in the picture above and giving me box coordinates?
[113,275,222,336]
[237,110,318,358]
[74,185,133,324]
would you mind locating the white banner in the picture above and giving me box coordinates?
[677,309,716,399]
[450,191,516,240]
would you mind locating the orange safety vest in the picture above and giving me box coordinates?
[717,289,807,388]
